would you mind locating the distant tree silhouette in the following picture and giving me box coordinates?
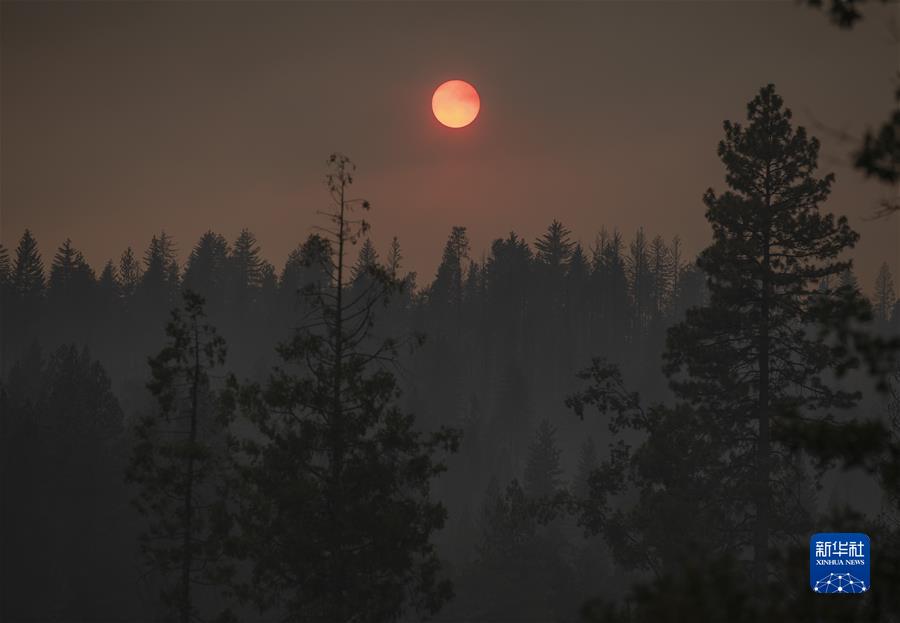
[533,220,576,392]
[386,235,403,278]
[226,154,459,622]
[839,266,859,291]
[96,260,121,333]
[229,229,270,310]
[7,230,46,364]
[118,246,142,298]
[49,238,93,292]
[627,227,654,339]
[12,229,45,300]
[2,344,126,622]
[591,229,630,353]
[874,262,897,324]
[140,232,180,309]
[568,243,590,286]
[126,290,230,623]
[183,231,230,309]
[445,476,577,622]
[648,234,672,320]
[669,235,684,306]
[48,239,96,345]
[534,219,575,273]
[524,419,564,499]
[453,419,574,620]
[432,226,470,319]
[278,234,332,308]
[230,229,264,287]
[351,237,379,282]
[567,243,592,365]
[485,232,533,353]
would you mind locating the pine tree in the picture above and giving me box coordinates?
[534,221,576,372]
[486,232,533,350]
[351,237,379,281]
[126,290,230,623]
[96,260,121,313]
[98,260,119,290]
[627,227,654,338]
[228,154,459,622]
[230,228,264,290]
[432,226,470,310]
[48,240,96,321]
[534,220,574,272]
[665,84,860,578]
[183,231,230,303]
[119,246,142,299]
[9,230,46,358]
[258,260,277,299]
[12,229,45,299]
[49,239,93,287]
[141,232,179,301]
[874,262,897,324]
[386,236,403,278]
[523,419,564,499]
[568,243,590,284]
[279,234,333,305]
[838,266,859,291]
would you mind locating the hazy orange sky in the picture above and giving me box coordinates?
[2,1,898,290]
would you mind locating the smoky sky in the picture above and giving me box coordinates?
[2,1,898,288]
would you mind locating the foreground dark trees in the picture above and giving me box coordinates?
[568,86,900,620]
[668,84,860,578]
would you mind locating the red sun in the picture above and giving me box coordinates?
[432,80,480,128]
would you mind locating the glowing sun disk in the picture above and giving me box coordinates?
[432,80,480,128]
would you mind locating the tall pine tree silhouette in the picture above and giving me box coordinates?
[227,154,459,622]
[665,84,860,579]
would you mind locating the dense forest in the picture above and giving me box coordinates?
[2,86,900,622]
